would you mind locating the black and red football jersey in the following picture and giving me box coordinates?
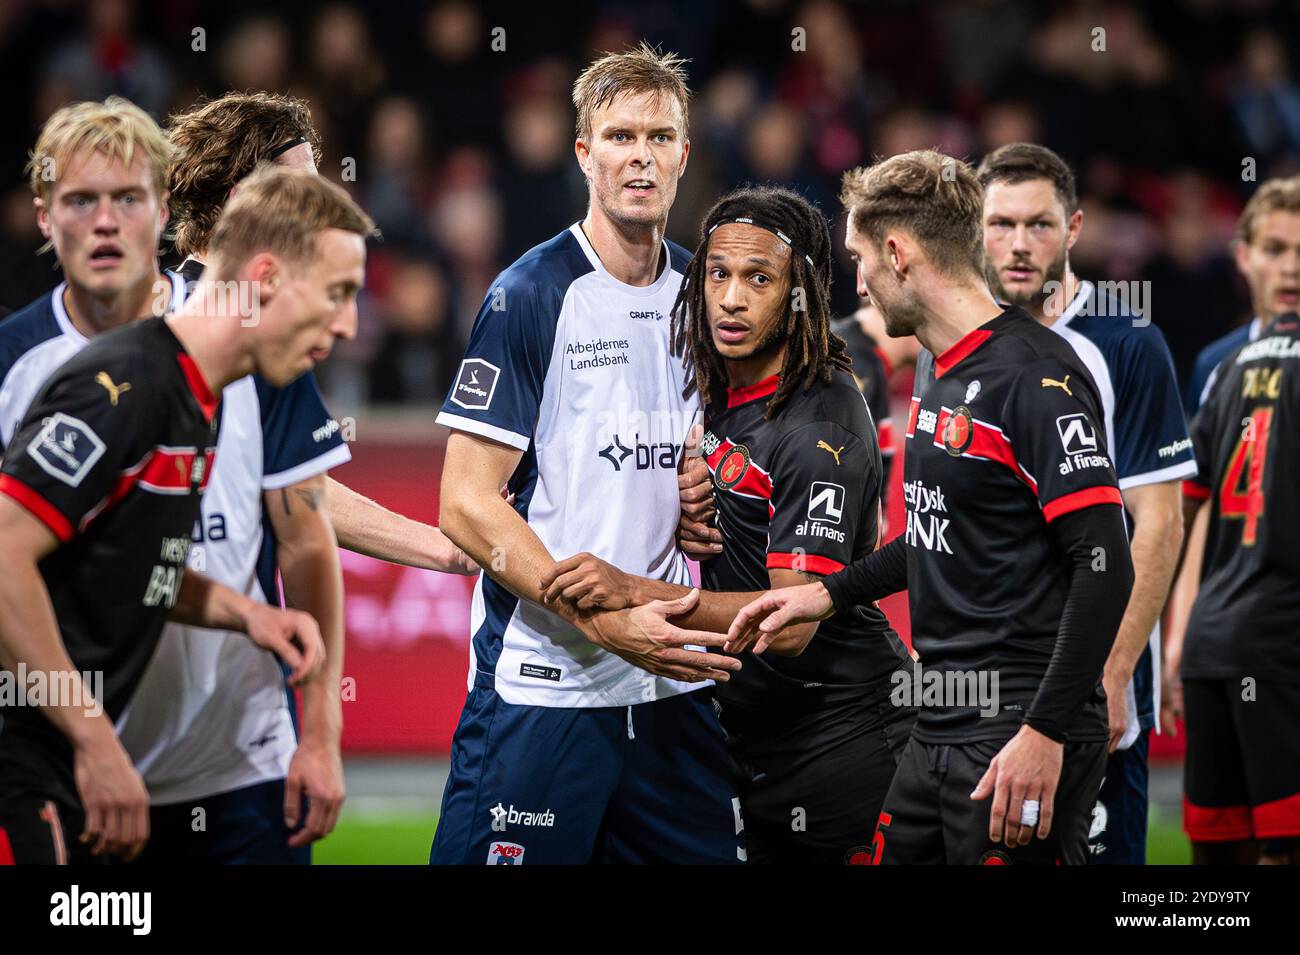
[1182,312,1300,681]
[0,317,220,806]
[701,368,909,706]
[903,307,1123,742]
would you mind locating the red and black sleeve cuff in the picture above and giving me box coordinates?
[1182,480,1211,501]
[767,552,846,576]
[0,474,74,542]
[1041,485,1124,523]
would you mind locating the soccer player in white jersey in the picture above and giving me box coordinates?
[0,99,185,452]
[430,44,744,865]
[976,143,1195,863]
[113,91,472,864]
[0,96,351,863]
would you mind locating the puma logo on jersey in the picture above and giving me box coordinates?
[816,440,844,465]
[1040,374,1072,396]
[95,371,132,405]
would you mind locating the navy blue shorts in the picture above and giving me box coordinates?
[133,778,309,865]
[1087,728,1149,865]
[431,676,743,865]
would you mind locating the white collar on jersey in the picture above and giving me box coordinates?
[1055,279,1094,328]
[51,272,185,342]
[568,222,677,297]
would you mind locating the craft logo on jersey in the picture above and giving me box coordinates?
[964,379,981,404]
[715,444,751,490]
[941,405,974,457]
[807,482,844,524]
[487,841,525,865]
[1056,413,1098,455]
[450,358,500,411]
[27,412,106,487]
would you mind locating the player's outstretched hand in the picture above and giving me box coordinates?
[285,739,346,847]
[970,725,1063,848]
[678,425,723,560]
[74,730,150,860]
[725,581,834,655]
[244,605,325,686]
[541,552,632,611]
[591,589,741,683]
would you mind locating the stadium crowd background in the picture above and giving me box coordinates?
[1,0,1299,412]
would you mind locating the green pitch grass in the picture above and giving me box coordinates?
[313,805,1192,865]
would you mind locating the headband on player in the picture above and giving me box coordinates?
[267,135,309,161]
[708,216,816,270]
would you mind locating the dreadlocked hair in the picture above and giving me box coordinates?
[670,185,850,419]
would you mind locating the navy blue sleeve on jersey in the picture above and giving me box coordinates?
[256,372,352,490]
[1183,372,1228,502]
[765,422,872,576]
[435,276,559,451]
[1109,326,1196,488]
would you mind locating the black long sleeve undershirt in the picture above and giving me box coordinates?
[822,502,1133,743]
[822,534,908,611]
[1025,503,1133,742]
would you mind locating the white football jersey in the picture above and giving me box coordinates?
[436,223,701,708]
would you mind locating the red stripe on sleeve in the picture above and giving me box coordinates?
[1041,485,1124,523]
[1182,480,1211,501]
[766,552,846,575]
[0,474,74,542]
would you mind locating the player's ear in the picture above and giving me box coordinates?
[34,196,51,240]
[247,253,282,302]
[886,233,907,276]
[1232,237,1251,279]
[677,137,690,178]
[574,138,592,181]
[1065,208,1083,250]
[156,189,170,233]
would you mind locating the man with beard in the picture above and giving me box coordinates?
[976,143,1194,864]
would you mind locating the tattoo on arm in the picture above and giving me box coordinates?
[280,487,323,516]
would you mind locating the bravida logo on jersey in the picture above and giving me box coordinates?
[1056,414,1098,455]
[450,358,500,411]
[487,841,525,865]
[807,482,845,524]
[27,413,106,487]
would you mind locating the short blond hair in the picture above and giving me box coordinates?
[208,165,377,276]
[572,41,691,141]
[27,96,173,204]
[841,150,985,277]
[1237,175,1300,245]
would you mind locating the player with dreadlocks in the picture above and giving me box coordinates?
[541,185,915,864]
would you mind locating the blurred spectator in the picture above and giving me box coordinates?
[1231,30,1300,175]
[41,0,172,119]
[218,16,294,95]
[3,0,1299,408]
[368,252,463,406]
[362,96,436,247]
